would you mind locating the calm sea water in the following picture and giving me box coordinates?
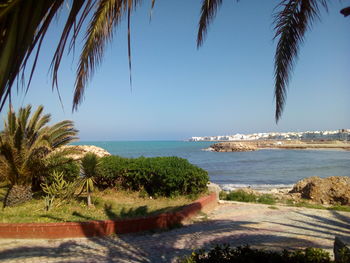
[74,141,350,190]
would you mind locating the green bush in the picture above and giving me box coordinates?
[220,190,276,205]
[96,156,132,188]
[222,190,257,202]
[257,194,276,205]
[97,156,209,197]
[181,245,332,263]
[50,158,80,183]
[32,157,80,192]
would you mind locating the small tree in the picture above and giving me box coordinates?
[0,105,78,207]
[77,153,100,207]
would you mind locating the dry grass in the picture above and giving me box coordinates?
[0,189,202,223]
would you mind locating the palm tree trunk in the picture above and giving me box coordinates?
[87,192,92,207]
[4,184,32,207]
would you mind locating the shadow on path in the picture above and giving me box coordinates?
[1,205,350,262]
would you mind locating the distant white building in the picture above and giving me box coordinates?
[189,129,350,142]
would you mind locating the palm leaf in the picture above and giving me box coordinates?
[51,0,95,88]
[149,0,156,21]
[0,0,64,110]
[197,0,224,48]
[340,6,350,17]
[73,0,142,111]
[273,0,328,121]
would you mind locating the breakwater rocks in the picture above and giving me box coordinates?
[61,145,111,159]
[210,142,258,152]
[208,140,350,152]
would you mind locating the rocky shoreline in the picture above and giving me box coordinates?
[220,176,350,206]
[208,140,350,152]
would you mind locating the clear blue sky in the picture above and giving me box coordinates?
[3,0,350,140]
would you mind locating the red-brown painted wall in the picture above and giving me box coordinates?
[0,193,217,239]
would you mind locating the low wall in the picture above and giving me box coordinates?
[0,193,217,239]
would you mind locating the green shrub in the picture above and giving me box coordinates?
[41,171,76,210]
[181,245,332,263]
[50,158,80,183]
[97,156,209,197]
[221,190,276,205]
[129,156,209,197]
[96,156,132,188]
[31,157,80,192]
[224,190,257,202]
[257,194,276,205]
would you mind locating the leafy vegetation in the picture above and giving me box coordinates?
[46,156,80,183]
[0,105,208,219]
[97,155,132,188]
[97,156,209,197]
[180,244,333,263]
[41,171,76,211]
[220,190,276,205]
[77,153,100,206]
[0,105,78,206]
[220,191,350,212]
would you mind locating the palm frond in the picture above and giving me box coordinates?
[197,0,223,48]
[47,120,79,148]
[149,0,156,21]
[51,0,95,88]
[0,105,78,187]
[340,6,350,17]
[27,105,44,136]
[273,0,328,121]
[0,139,20,184]
[0,0,65,110]
[73,0,142,111]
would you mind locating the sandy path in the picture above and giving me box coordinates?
[0,202,349,262]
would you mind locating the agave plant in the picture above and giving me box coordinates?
[0,105,78,206]
[77,153,100,206]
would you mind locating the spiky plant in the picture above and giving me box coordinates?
[0,105,78,206]
[77,153,100,206]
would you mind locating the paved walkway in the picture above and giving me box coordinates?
[1,202,350,262]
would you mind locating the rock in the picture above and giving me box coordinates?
[59,145,111,160]
[334,236,350,263]
[290,176,350,205]
[210,142,258,152]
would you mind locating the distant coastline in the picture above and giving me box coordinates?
[189,129,350,142]
[207,140,350,152]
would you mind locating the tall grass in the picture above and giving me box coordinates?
[220,190,276,205]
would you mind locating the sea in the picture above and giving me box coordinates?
[73,141,350,191]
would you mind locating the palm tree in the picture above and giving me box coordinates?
[0,104,78,206]
[77,153,100,206]
[0,0,348,120]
